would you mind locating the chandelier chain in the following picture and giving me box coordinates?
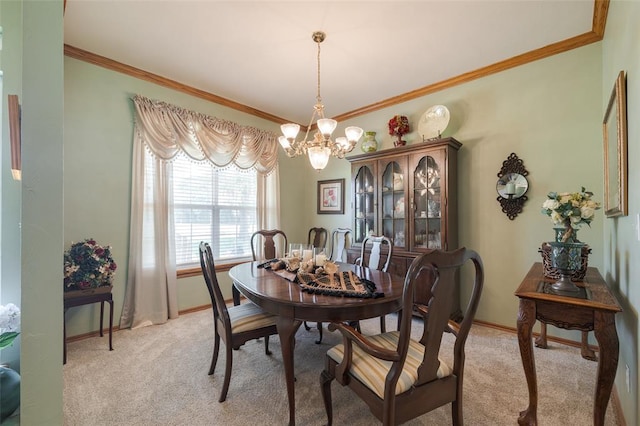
[316,38,322,107]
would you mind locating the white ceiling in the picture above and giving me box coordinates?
[64,1,596,125]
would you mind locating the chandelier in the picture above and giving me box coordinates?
[278,31,363,170]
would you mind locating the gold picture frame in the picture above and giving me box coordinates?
[317,179,345,214]
[603,71,628,217]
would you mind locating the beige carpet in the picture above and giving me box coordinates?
[63,310,621,425]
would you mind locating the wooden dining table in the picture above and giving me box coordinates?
[229,261,405,426]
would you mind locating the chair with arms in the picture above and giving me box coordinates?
[320,247,484,426]
[329,228,351,262]
[356,235,393,332]
[199,242,278,402]
[250,229,288,261]
[304,227,329,343]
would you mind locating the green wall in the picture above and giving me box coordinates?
[65,37,604,339]
[601,0,640,423]
[305,43,604,339]
[63,57,311,333]
[1,0,66,424]
[61,3,638,423]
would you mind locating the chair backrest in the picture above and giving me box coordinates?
[400,248,484,388]
[357,235,392,272]
[199,242,230,328]
[308,227,328,250]
[330,228,351,262]
[251,229,288,261]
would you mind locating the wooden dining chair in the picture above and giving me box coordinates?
[320,247,484,426]
[304,227,329,343]
[308,227,328,250]
[329,228,351,262]
[250,229,288,261]
[356,235,393,332]
[199,242,278,402]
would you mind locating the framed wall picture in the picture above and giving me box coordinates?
[317,179,345,214]
[603,70,628,217]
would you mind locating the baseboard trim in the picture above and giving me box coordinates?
[472,319,599,352]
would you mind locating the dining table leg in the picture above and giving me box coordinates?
[276,315,302,426]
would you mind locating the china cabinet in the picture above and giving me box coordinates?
[347,138,461,316]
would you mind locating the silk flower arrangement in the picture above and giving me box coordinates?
[64,238,117,291]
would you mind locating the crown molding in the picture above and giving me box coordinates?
[64,0,608,126]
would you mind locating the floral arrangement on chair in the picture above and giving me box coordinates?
[0,303,20,349]
[540,187,601,242]
[388,115,410,147]
[64,238,117,291]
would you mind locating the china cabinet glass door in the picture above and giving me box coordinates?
[413,155,442,249]
[353,164,375,244]
[381,161,406,249]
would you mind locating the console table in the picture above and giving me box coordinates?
[63,289,114,364]
[515,262,621,426]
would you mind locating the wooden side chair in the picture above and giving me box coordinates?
[356,235,393,332]
[320,247,484,425]
[236,229,287,306]
[199,242,278,402]
[308,227,328,250]
[329,228,351,262]
[250,229,288,261]
[304,227,329,343]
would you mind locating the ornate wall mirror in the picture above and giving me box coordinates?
[496,153,529,220]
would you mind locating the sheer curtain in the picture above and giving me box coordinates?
[120,95,280,329]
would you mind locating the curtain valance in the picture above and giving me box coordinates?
[132,94,278,174]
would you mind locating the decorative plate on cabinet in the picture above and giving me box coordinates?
[418,105,450,140]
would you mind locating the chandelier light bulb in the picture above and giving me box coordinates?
[317,118,337,138]
[308,146,331,170]
[335,137,349,149]
[345,126,364,142]
[278,136,291,149]
[281,123,300,140]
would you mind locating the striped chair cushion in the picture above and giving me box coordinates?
[228,303,277,333]
[327,331,452,399]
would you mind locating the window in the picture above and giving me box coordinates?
[171,154,257,267]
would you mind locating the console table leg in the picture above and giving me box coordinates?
[108,300,114,351]
[99,301,105,337]
[593,311,618,426]
[517,299,538,426]
[63,310,67,364]
[534,321,547,349]
[580,331,597,361]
